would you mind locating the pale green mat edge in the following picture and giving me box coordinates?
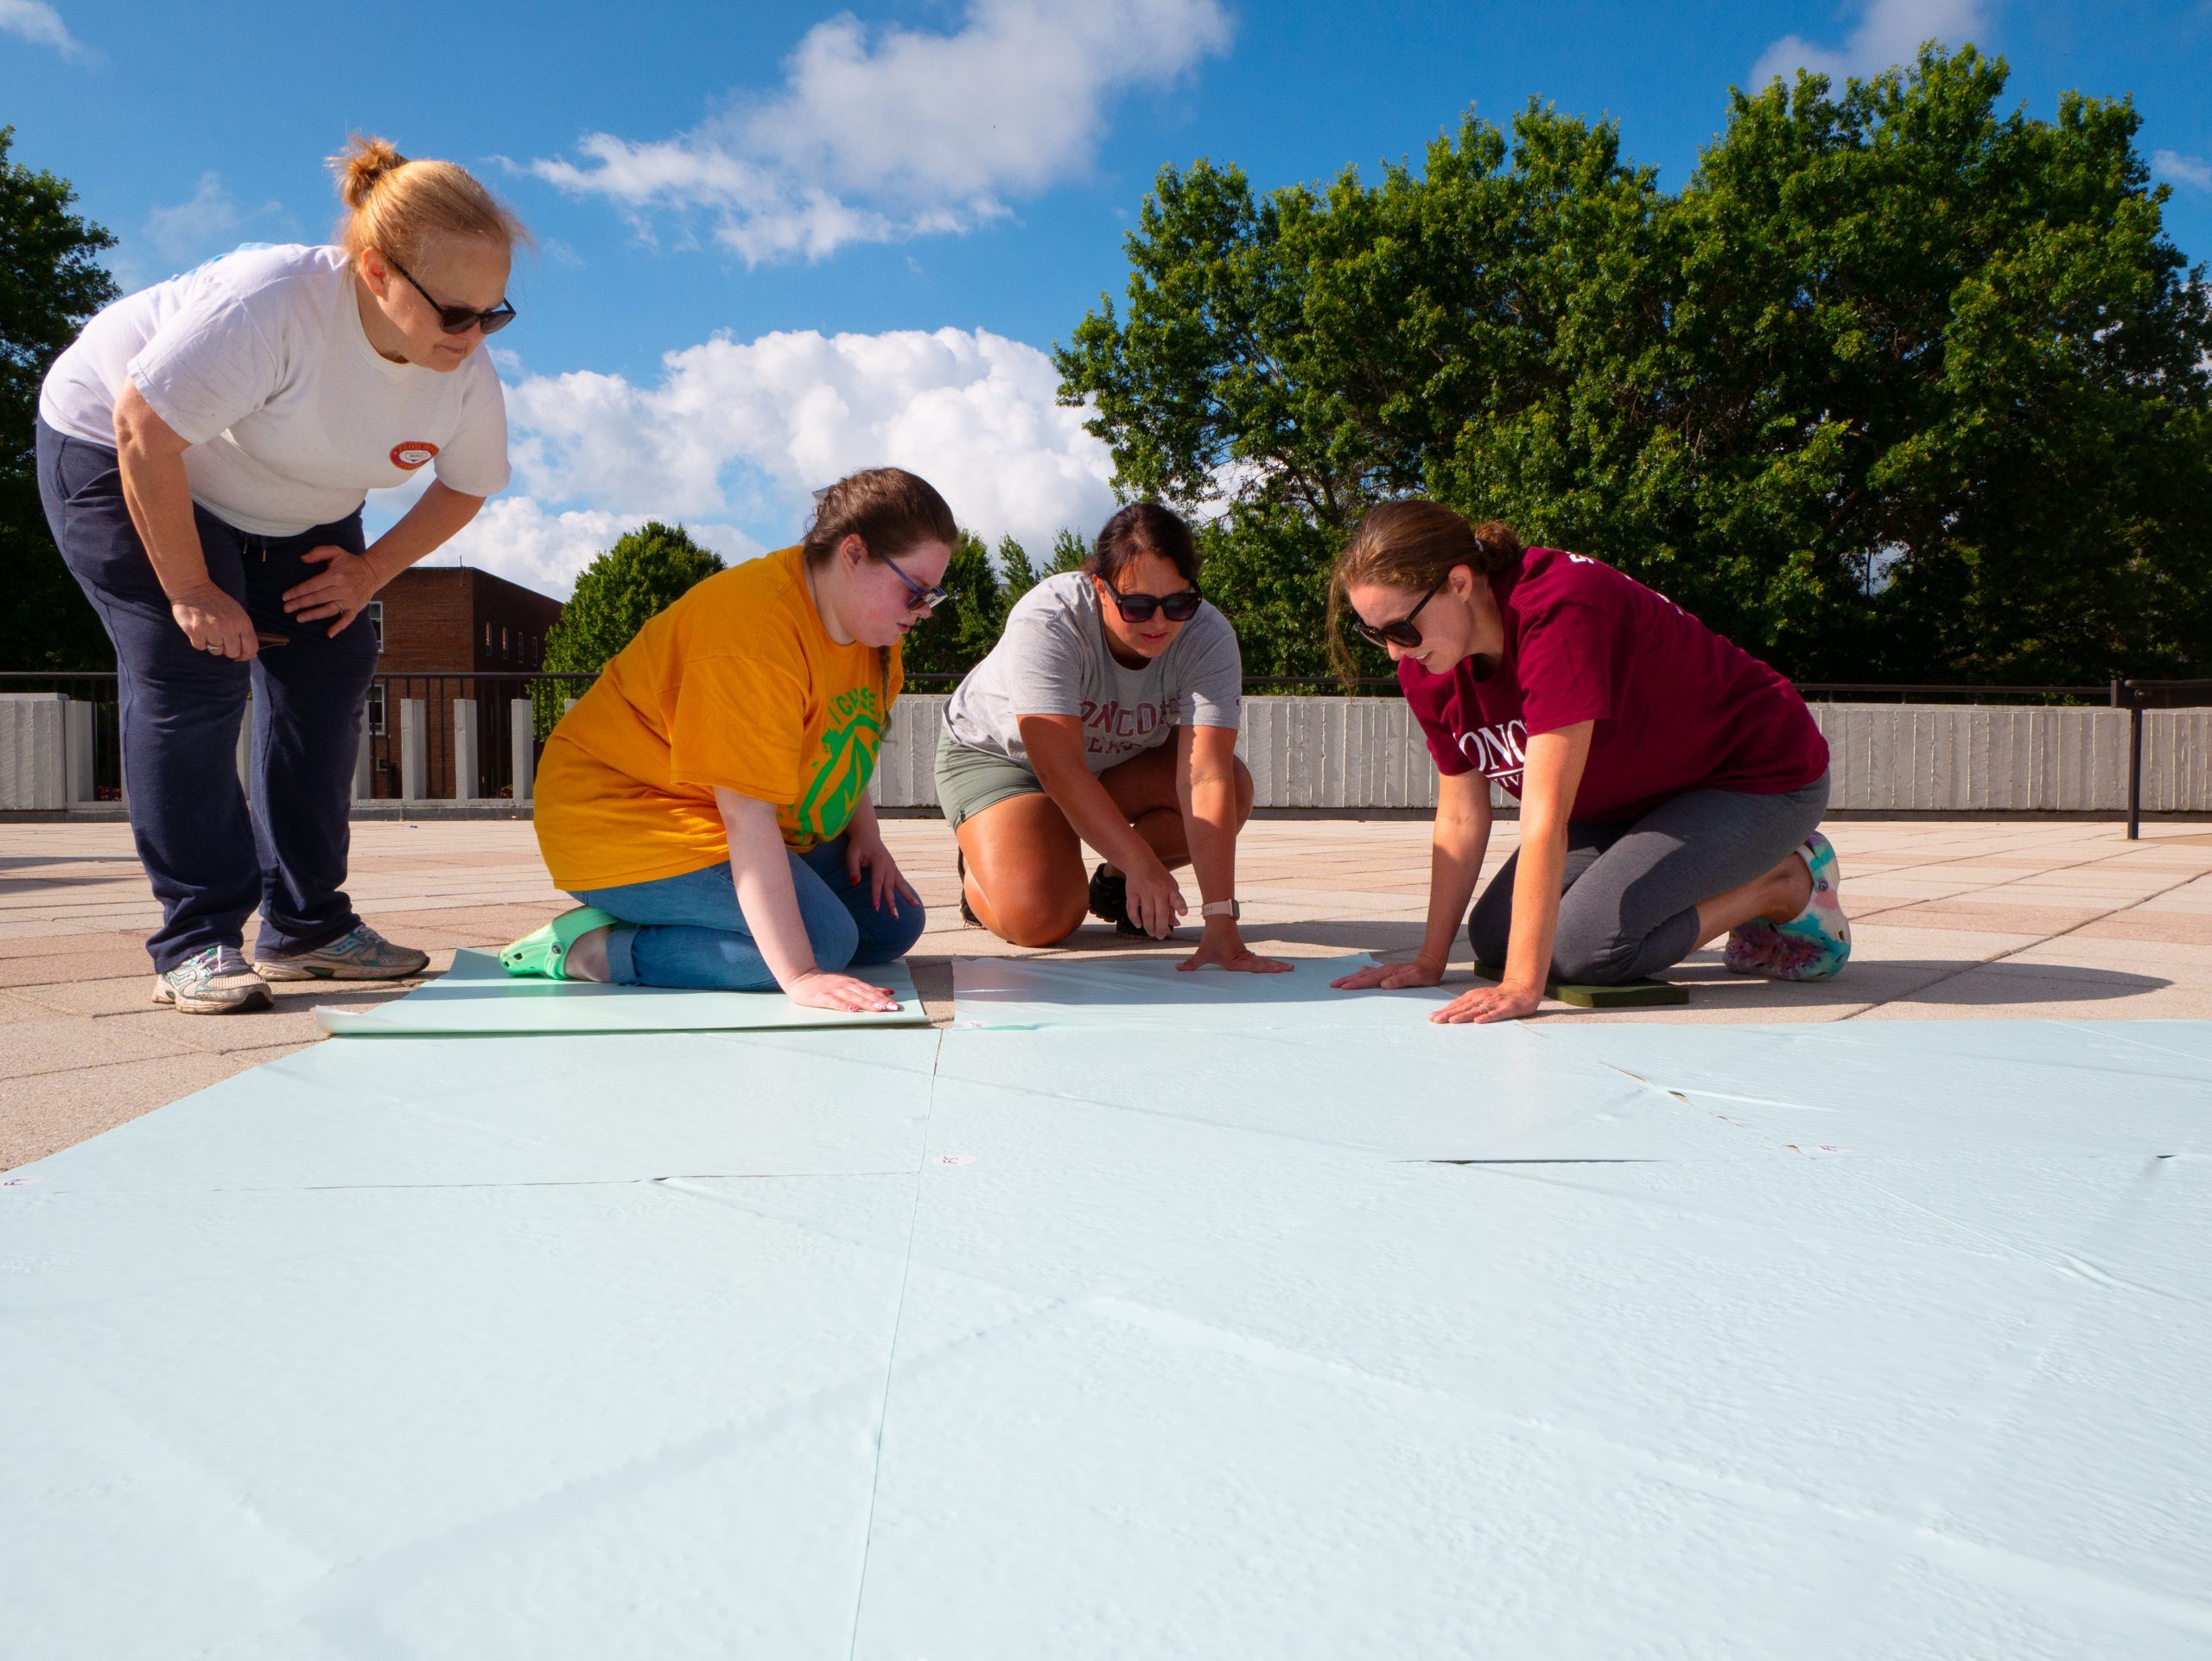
[314,948,928,1035]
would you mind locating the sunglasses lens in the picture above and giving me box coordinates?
[1115,595,1157,622]
[480,306,515,337]
[1160,592,1202,621]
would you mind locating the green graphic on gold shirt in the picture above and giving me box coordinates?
[783,685,885,846]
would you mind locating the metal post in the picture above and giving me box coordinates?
[353,710,372,802]
[510,699,535,802]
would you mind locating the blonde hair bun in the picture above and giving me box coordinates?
[333,135,406,211]
[327,132,531,263]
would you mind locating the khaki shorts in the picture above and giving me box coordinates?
[934,730,1046,829]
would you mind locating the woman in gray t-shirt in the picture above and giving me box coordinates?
[936,505,1287,971]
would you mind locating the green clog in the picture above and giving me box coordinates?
[499,906,620,980]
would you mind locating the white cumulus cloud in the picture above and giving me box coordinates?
[417,497,763,601]
[372,325,1117,599]
[531,0,1232,263]
[2155,150,2212,193]
[502,325,1119,568]
[1751,0,1992,90]
[0,0,86,59]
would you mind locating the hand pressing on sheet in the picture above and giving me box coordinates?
[1330,957,1444,992]
[1429,979,1544,1025]
[788,968,903,1015]
[1179,917,1292,975]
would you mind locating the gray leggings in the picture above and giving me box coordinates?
[1468,773,1831,984]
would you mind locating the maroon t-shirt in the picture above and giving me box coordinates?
[1398,547,1828,822]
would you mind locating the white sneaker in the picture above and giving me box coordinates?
[152,945,274,1014]
[254,923,430,982]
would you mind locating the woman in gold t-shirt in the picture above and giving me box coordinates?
[504,468,952,1014]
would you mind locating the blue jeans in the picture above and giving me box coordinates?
[36,419,379,972]
[573,835,926,990]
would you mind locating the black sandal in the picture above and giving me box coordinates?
[957,850,982,927]
[1087,863,1147,937]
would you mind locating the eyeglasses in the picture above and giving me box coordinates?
[1351,574,1447,650]
[1103,583,1203,624]
[385,254,518,337]
[880,551,953,613]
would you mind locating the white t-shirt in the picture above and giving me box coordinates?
[942,571,1243,771]
[39,244,510,538]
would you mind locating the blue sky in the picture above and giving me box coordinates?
[10,0,2210,595]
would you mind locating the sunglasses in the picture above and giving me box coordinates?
[1103,582,1203,624]
[385,255,518,337]
[881,551,953,613]
[1351,574,1447,650]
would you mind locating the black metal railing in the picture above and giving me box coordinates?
[2118,678,2212,840]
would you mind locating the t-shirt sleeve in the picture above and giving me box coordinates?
[667,648,810,804]
[1000,604,1090,719]
[1513,601,1618,735]
[1400,665,1475,776]
[126,298,283,446]
[432,356,512,498]
[1175,608,1243,729]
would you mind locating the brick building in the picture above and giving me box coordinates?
[364,567,564,799]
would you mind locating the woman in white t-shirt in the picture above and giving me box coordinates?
[36,137,524,1014]
[935,503,1287,973]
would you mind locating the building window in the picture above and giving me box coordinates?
[366,684,386,736]
[367,601,385,652]
[500,626,511,663]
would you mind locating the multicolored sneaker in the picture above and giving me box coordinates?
[152,945,273,1014]
[254,923,429,982]
[1725,831,1851,982]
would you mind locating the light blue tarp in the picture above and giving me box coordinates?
[315,947,928,1034]
[3,956,2206,1658]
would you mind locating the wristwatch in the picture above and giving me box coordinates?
[1201,899,1240,921]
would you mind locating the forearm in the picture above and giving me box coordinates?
[1501,811,1570,990]
[846,792,883,845]
[115,442,213,598]
[1034,756,1159,873]
[1179,767,1238,905]
[361,481,483,584]
[1418,811,1490,971]
[716,790,816,989]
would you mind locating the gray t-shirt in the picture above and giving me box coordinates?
[942,571,1243,771]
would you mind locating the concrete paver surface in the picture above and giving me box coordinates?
[3,816,2209,1171]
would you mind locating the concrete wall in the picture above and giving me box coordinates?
[0,694,68,811]
[8,692,2205,815]
[866,697,2212,815]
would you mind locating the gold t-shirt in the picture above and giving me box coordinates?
[533,546,900,891]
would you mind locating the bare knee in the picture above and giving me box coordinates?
[1231,755,1255,826]
[988,887,1087,947]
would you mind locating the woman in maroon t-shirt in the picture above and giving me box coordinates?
[1326,502,1851,1024]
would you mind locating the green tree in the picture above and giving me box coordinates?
[997,533,1042,608]
[1046,528,1090,575]
[1,129,120,671]
[537,521,722,731]
[1059,49,2212,684]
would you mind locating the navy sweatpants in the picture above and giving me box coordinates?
[36,419,380,972]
